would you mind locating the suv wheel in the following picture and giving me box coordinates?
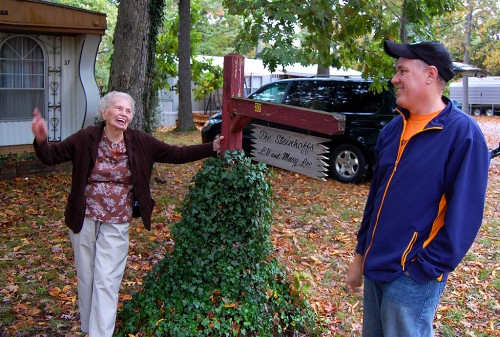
[330,144,368,183]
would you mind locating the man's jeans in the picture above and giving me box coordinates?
[363,273,446,337]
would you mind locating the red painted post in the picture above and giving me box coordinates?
[221,53,245,154]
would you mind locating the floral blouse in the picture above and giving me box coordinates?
[84,134,133,223]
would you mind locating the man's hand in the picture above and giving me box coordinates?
[346,253,364,292]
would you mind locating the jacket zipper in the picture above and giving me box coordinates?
[362,119,407,271]
[401,232,418,270]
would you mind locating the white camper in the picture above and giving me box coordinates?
[449,77,500,116]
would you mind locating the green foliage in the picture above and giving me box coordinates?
[224,0,314,72]
[224,0,461,81]
[191,58,224,101]
[438,0,500,75]
[154,1,224,100]
[193,1,241,57]
[0,152,36,168]
[115,151,319,336]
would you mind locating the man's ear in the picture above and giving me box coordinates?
[427,66,440,83]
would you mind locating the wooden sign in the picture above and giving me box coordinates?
[250,125,330,180]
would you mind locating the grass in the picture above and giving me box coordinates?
[0,127,498,336]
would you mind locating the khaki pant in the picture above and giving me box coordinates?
[70,218,130,337]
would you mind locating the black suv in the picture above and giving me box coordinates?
[201,77,397,183]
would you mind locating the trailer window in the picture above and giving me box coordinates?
[0,36,46,121]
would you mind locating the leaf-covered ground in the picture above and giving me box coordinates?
[0,116,498,337]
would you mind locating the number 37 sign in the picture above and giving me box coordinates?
[250,125,330,180]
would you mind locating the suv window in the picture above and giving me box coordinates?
[284,80,337,112]
[283,80,383,113]
[250,81,288,103]
[334,82,382,113]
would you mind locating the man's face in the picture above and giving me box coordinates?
[391,58,428,109]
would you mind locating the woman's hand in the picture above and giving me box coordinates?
[32,108,48,145]
[213,135,224,152]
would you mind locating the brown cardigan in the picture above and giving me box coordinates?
[34,123,215,233]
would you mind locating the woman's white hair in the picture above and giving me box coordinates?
[98,91,135,120]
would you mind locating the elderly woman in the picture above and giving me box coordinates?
[32,91,223,337]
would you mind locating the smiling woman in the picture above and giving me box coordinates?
[100,92,134,144]
[30,91,224,337]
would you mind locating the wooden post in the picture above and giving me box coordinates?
[221,54,245,154]
[219,53,345,179]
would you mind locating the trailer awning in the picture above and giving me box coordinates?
[0,0,106,35]
[452,62,488,78]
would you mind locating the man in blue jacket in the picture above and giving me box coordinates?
[346,40,490,337]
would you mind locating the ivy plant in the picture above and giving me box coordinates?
[115,151,319,336]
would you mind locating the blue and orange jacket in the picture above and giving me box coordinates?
[355,98,490,284]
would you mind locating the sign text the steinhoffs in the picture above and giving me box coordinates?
[251,125,330,180]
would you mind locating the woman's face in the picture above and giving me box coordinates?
[102,97,133,132]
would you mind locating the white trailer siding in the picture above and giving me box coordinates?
[449,77,500,115]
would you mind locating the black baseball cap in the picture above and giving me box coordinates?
[384,40,455,82]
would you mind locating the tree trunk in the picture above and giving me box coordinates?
[400,0,409,43]
[317,64,329,75]
[177,0,195,132]
[108,0,151,130]
[462,0,473,114]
